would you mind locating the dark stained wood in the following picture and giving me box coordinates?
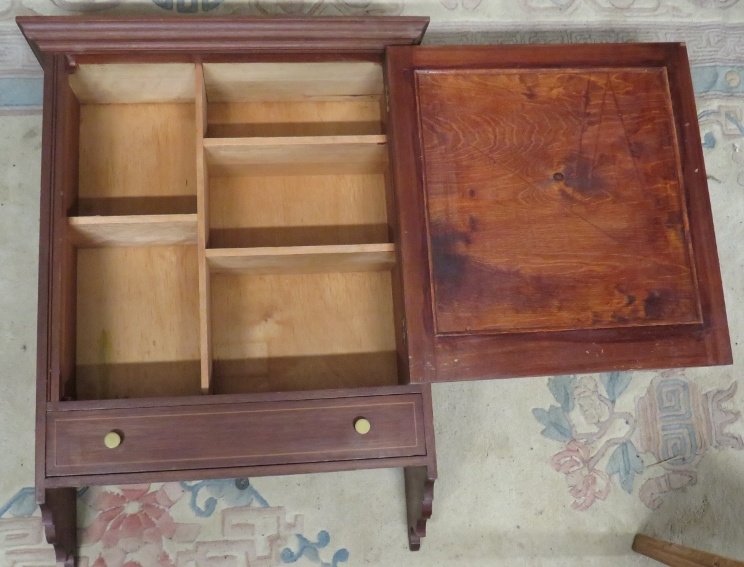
[52,57,79,403]
[43,383,436,512]
[419,68,699,334]
[47,394,426,476]
[35,52,55,503]
[405,466,435,551]
[379,67,412,387]
[44,454,429,488]
[16,16,429,60]
[664,45,732,367]
[387,46,434,384]
[70,52,388,66]
[420,385,438,477]
[41,488,76,567]
[632,534,744,566]
[48,383,426,411]
[386,43,732,383]
[405,387,437,551]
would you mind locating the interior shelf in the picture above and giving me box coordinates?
[69,214,198,247]
[208,172,389,249]
[206,243,396,275]
[207,100,383,138]
[63,59,398,400]
[203,135,388,176]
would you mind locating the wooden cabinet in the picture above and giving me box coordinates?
[16,16,731,566]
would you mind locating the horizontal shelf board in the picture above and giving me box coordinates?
[203,135,388,176]
[69,214,198,247]
[206,243,396,275]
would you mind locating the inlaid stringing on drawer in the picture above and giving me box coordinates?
[47,393,426,476]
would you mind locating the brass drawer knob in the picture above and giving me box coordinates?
[104,431,122,449]
[354,418,371,435]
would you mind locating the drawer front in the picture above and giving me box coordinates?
[47,394,425,476]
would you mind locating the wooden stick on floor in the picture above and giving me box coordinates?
[633,534,744,567]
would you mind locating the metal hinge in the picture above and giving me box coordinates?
[385,84,390,114]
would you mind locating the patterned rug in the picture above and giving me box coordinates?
[1,1,743,565]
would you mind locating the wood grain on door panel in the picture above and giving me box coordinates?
[417,68,699,336]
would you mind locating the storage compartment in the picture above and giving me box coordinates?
[210,271,398,394]
[208,173,389,248]
[62,59,401,401]
[200,60,400,396]
[70,64,197,216]
[203,62,383,138]
[75,246,201,400]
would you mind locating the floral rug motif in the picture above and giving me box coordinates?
[536,371,743,511]
[0,480,348,567]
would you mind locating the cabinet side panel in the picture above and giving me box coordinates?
[381,65,409,384]
[665,44,732,365]
[37,54,80,497]
[386,47,434,383]
[53,59,80,402]
[35,54,55,502]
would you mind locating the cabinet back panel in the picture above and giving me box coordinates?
[203,62,383,102]
[69,63,196,104]
[78,103,196,215]
[209,173,389,248]
[207,100,382,138]
[211,271,398,394]
[76,246,201,399]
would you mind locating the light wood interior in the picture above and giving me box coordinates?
[206,244,396,275]
[69,60,398,400]
[76,246,201,399]
[208,100,383,138]
[70,63,196,104]
[203,62,383,101]
[210,271,398,394]
[77,102,196,215]
[196,63,212,393]
[203,62,383,138]
[209,173,389,248]
[204,136,388,176]
[68,214,198,247]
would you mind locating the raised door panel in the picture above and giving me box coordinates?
[387,44,731,383]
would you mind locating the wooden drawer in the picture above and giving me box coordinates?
[47,393,426,476]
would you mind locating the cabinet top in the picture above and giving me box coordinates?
[16,15,430,63]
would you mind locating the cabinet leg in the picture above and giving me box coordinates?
[40,488,77,567]
[405,466,435,551]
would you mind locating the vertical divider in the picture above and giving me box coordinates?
[196,61,212,394]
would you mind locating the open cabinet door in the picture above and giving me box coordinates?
[386,43,732,384]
